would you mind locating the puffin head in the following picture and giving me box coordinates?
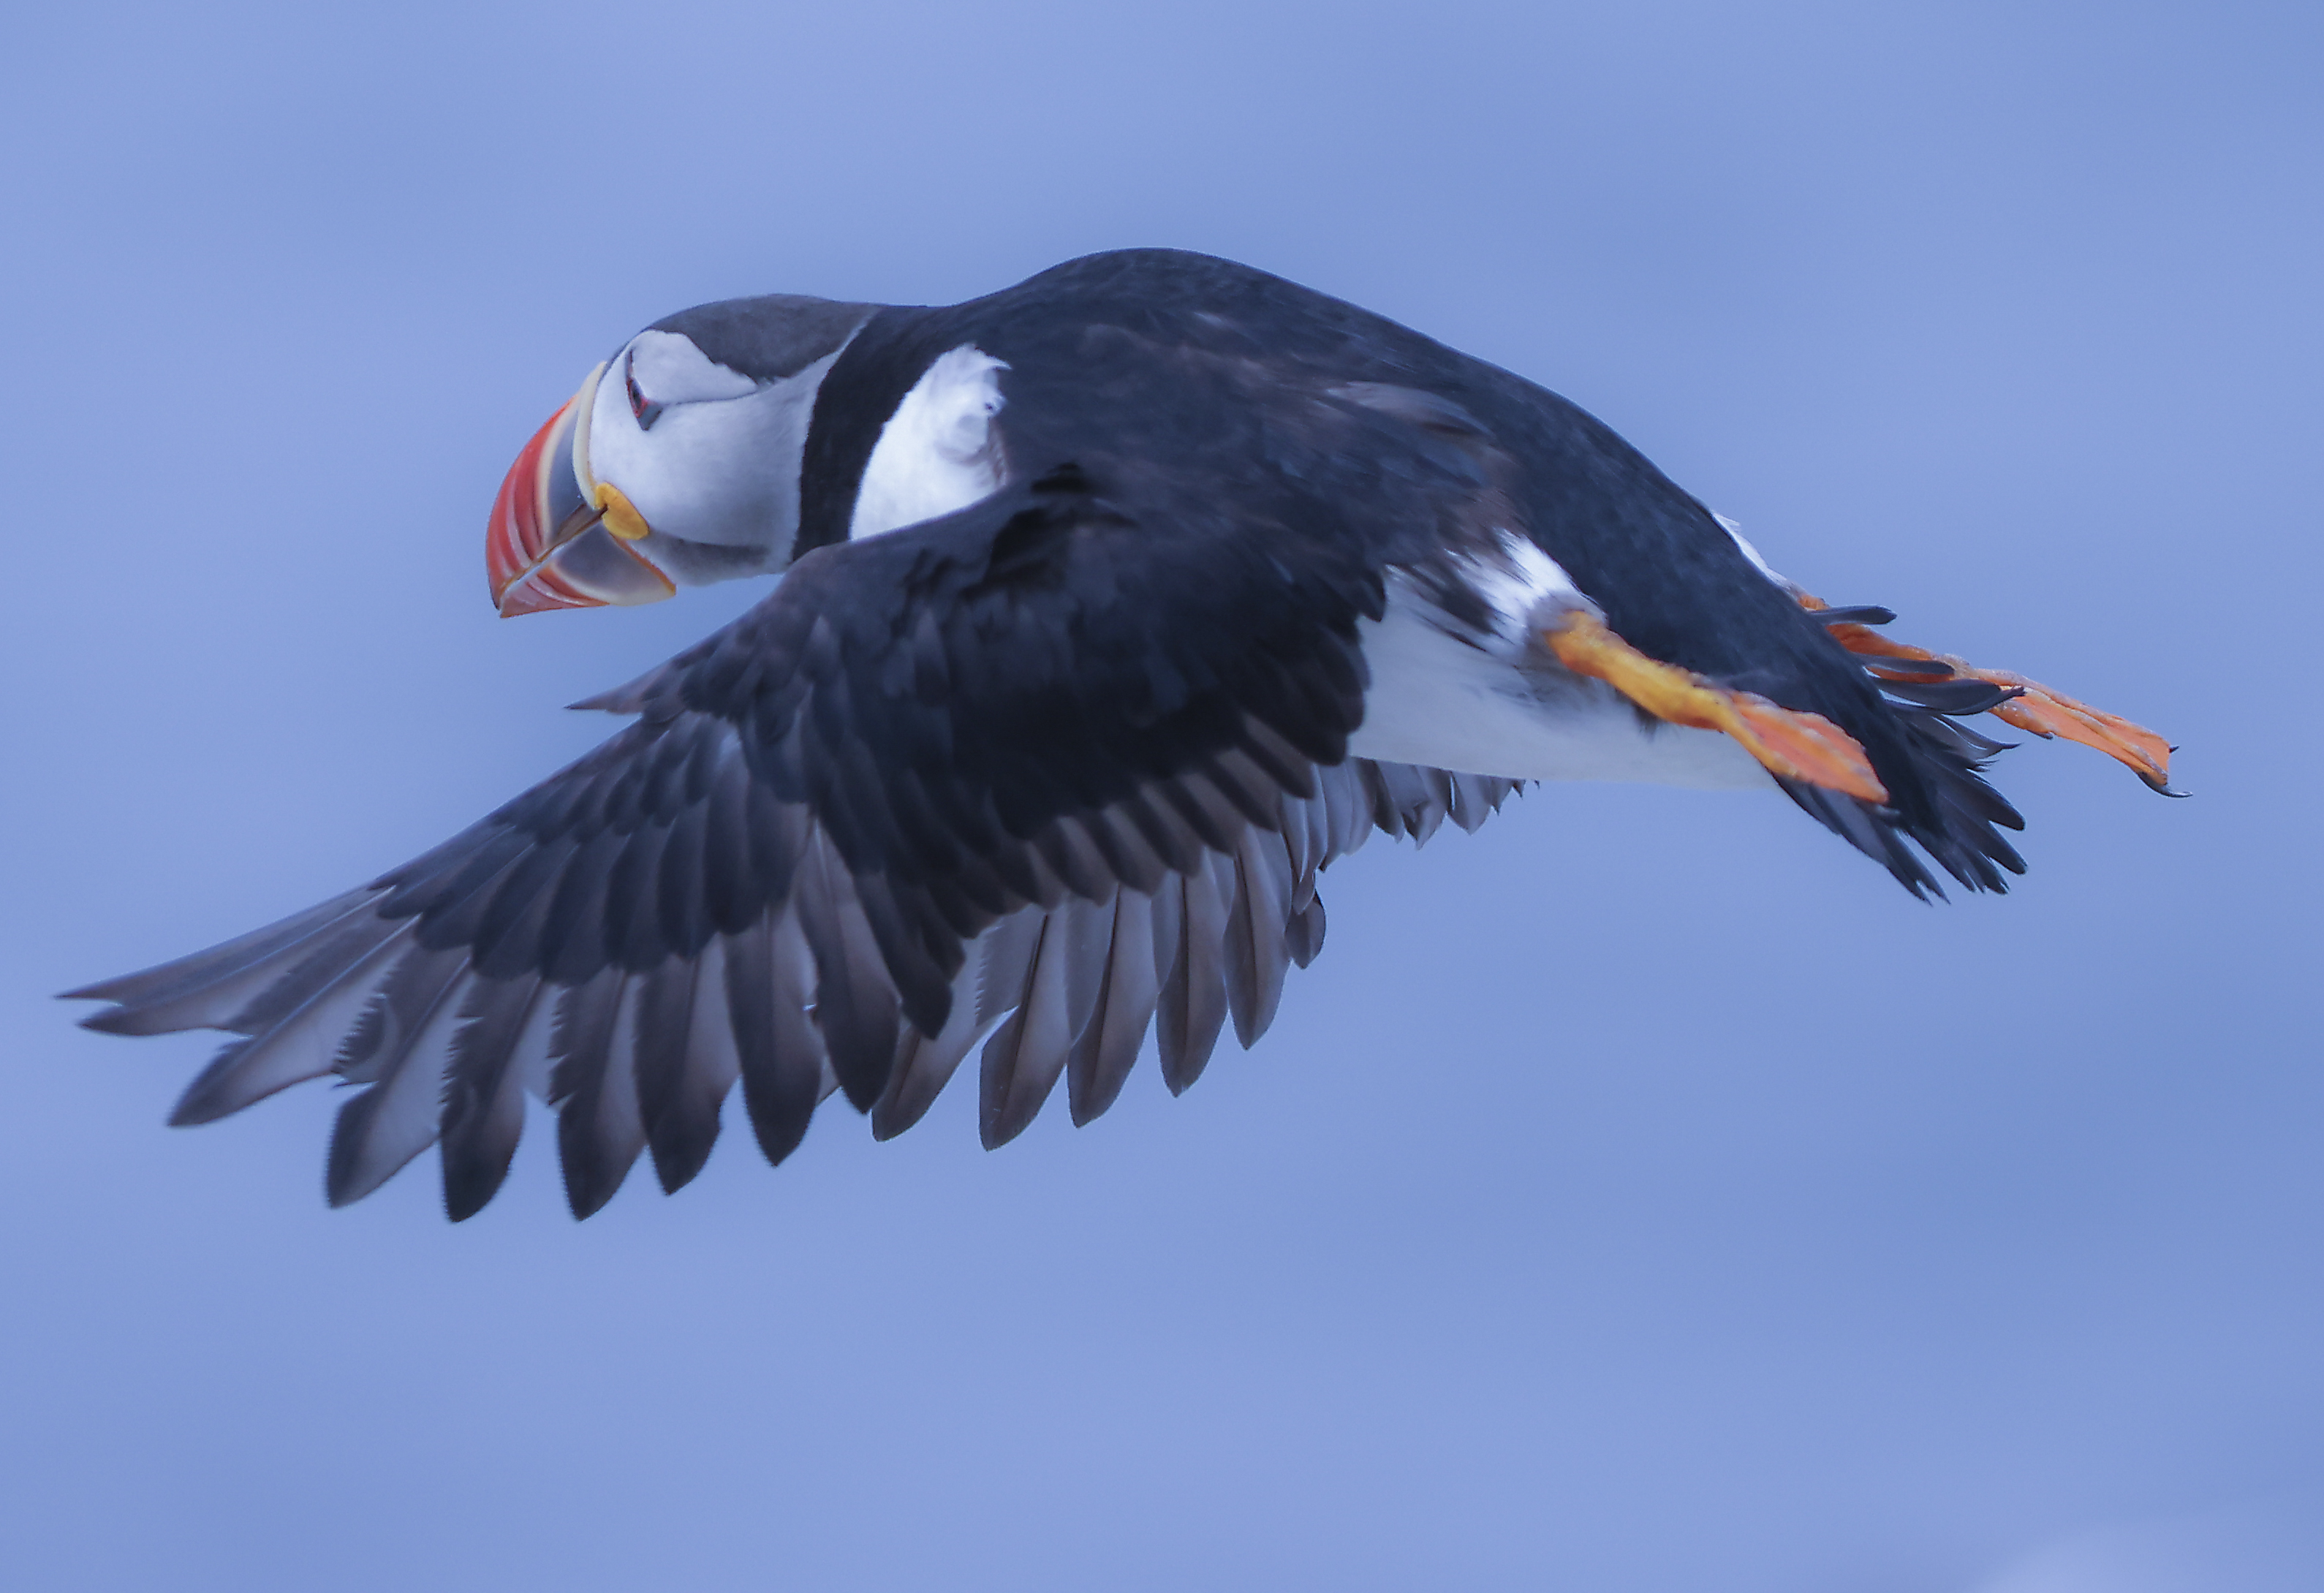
[487,293,876,617]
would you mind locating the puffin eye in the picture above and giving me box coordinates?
[624,349,664,431]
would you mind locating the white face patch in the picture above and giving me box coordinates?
[583,342,847,562]
[849,344,1010,540]
[624,330,758,406]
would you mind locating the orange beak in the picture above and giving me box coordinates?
[485,368,675,617]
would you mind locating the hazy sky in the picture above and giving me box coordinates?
[6,2,2320,1589]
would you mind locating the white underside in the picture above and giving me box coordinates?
[1347,589,1776,790]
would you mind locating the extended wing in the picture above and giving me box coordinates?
[69,418,1517,1219]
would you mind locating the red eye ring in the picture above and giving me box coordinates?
[624,349,663,429]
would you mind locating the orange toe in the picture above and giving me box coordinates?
[1800,597,2176,792]
[1544,610,1889,803]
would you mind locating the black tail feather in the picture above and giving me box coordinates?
[1782,692,2028,901]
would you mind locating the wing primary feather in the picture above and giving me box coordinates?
[1225,830,1293,1048]
[325,956,472,1208]
[974,910,1044,1031]
[651,939,741,1192]
[1057,896,1114,1034]
[977,909,1079,1149]
[64,885,384,1018]
[336,943,468,1083]
[701,739,763,937]
[848,869,958,1037]
[1146,876,1184,988]
[726,911,827,1167]
[86,899,403,1042]
[652,799,713,962]
[795,834,902,1110]
[1157,854,1233,1095]
[467,834,582,978]
[375,825,531,923]
[549,971,646,1219]
[631,953,724,1194]
[537,828,622,985]
[1067,888,1160,1127]
[872,949,991,1141]
[605,820,677,968]
[169,922,421,1125]
[396,832,537,947]
[439,976,549,1221]
[1285,895,1327,969]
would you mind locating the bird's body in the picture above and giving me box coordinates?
[68,250,2172,1219]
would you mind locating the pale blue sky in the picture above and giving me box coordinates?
[5,2,2320,1589]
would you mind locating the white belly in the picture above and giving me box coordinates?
[1347,594,1776,790]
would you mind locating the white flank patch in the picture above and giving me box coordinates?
[850,344,1010,540]
[1715,512,1798,593]
[1463,529,1597,646]
[1350,534,1774,791]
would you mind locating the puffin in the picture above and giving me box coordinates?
[67,249,2175,1220]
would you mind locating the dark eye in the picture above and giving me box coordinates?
[624,349,664,431]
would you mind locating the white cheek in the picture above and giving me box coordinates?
[598,402,782,544]
[851,345,1010,540]
[587,353,836,549]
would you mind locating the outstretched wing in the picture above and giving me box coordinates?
[69,415,1518,1220]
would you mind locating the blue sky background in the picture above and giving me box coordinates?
[5,2,2320,1589]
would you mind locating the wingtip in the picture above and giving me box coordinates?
[73,1004,137,1034]
[977,1100,1038,1151]
[441,1134,517,1223]
[442,1180,496,1224]
[558,1166,621,1222]
[167,1092,230,1129]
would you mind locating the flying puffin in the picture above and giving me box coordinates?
[67,249,2175,1220]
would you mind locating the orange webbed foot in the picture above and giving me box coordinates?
[1543,610,1889,803]
[1798,594,2179,794]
